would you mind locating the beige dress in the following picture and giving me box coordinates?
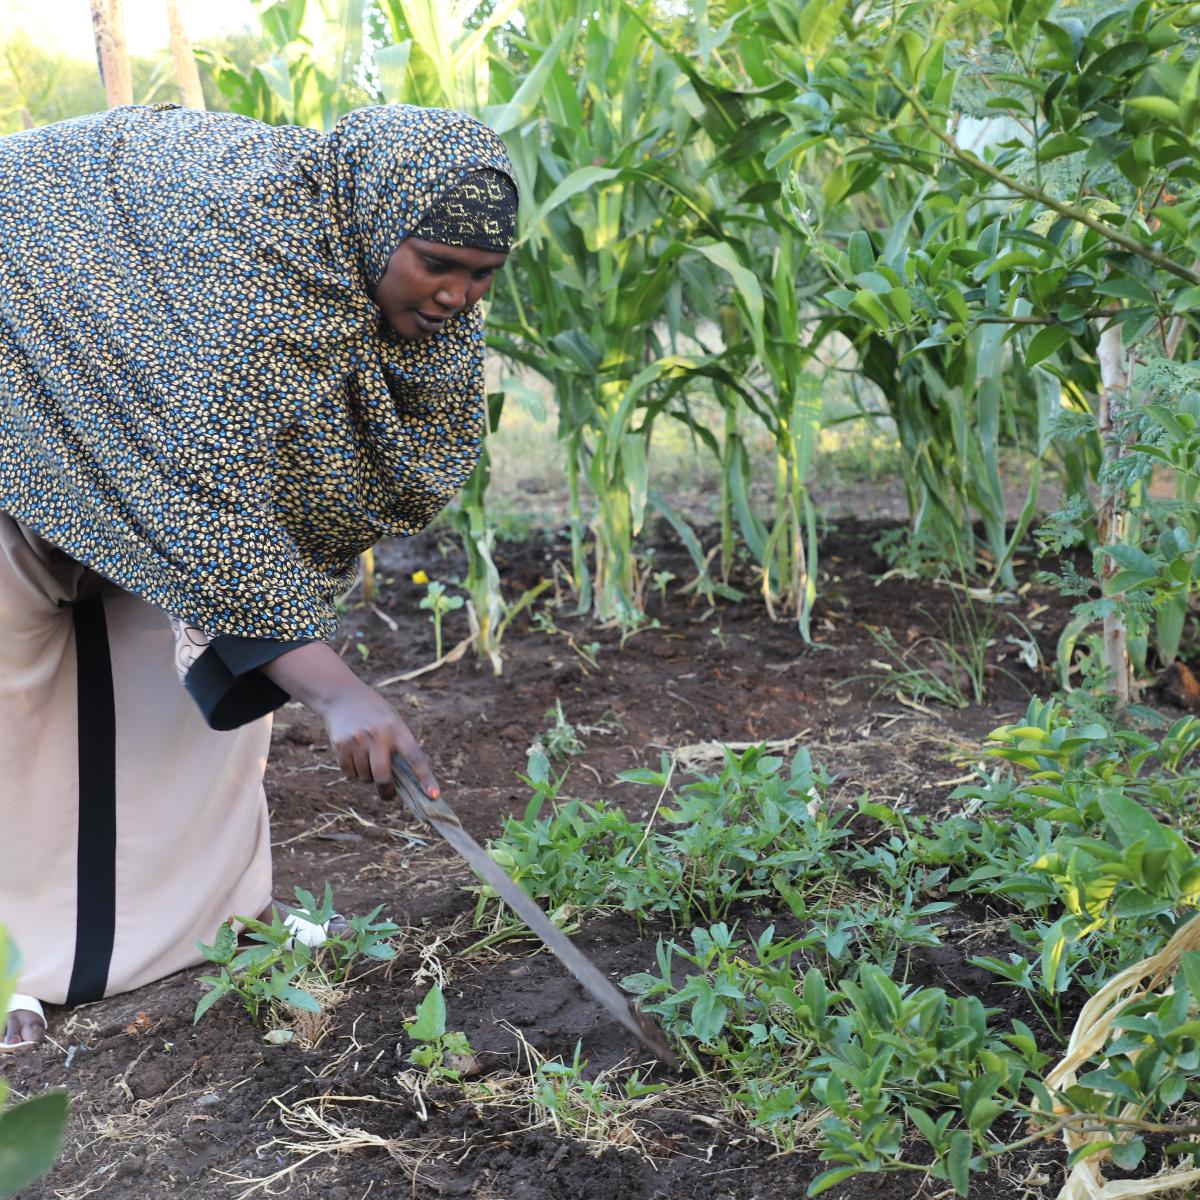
[0,514,273,1006]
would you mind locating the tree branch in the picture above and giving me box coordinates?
[887,74,1200,286]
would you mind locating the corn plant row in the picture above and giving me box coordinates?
[190,0,1199,694]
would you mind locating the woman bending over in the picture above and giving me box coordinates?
[0,102,516,1049]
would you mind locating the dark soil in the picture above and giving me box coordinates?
[7,518,1118,1200]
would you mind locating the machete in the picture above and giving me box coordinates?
[391,756,680,1070]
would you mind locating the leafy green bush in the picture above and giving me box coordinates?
[194,885,400,1026]
[954,700,1200,1001]
[622,922,1048,1195]
[483,746,845,927]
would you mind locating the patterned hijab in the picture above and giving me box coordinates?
[0,104,515,639]
[413,169,518,253]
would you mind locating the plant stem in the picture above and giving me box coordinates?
[1095,324,1133,706]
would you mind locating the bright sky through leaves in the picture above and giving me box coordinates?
[3,0,254,59]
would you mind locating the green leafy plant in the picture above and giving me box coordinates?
[530,1041,663,1140]
[651,569,675,606]
[419,579,465,662]
[194,886,399,1026]
[623,925,1049,1192]
[0,929,68,1200]
[951,701,1200,1013]
[480,711,1200,1193]
[538,700,584,762]
[854,590,1025,709]
[404,985,475,1083]
[482,745,845,929]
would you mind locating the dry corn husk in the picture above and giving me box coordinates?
[1046,913,1200,1199]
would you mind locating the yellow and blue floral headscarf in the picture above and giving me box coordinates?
[0,103,515,639]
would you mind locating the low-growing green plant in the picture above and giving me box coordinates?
[651,569,675,606]
[1060,947,1200,1175]
[481,745,847,929]
[529,606,602,671]
[0,929,68,1199]
[404,985,475,1083]
[530,1042,663,1141]
[798,895,954,984]
[538,700,584,762]
[656,747,843,922]
[955,701,1200,986]
[484,791,679,925]
[419,579,464,661]
[479,711,1200,1194]
[855,588,1024,710]
[194,886,400,1026]
[622,923,1053,1193]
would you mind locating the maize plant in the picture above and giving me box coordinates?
[486,0,764,621]
[188,0,1200,699]
[718,0,1200,698]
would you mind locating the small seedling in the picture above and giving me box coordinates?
[530,607,602,670]
[652,569,676,606]
[419,580,464,660]
[404,985,475,1082]
[540,700,584,761]
[193,885,399,1026]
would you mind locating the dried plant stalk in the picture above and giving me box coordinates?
[1047,914,1200,1199]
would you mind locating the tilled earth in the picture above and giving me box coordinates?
[8,519,1134,1200]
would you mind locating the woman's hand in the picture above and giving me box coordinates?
[261,642,439,801]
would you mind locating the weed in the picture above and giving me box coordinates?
[529,1042,664,1142]
[404,985,475,1083]
[480,745,844,930]
[614,608,661,649]
[530,607,602,671]
[855,587,1034,710]
[622,924,1050,1188]
[193,886,399,1026]
[538,700,585,761]
[419,579,464,660]
[651,569,676,606]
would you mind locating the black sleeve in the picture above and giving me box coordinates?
[184,636,315,731]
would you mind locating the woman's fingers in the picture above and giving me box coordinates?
[323,684,438,800]
[335,737,372,784]
[368,740,396,802]
[394,721,440,799]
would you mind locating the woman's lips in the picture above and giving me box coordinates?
[412,310,448,334]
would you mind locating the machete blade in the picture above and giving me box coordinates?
[392,757,680,1071]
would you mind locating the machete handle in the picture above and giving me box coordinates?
[391,754,462,826]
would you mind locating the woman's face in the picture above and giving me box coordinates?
[374,237,508,340]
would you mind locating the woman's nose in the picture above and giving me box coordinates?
[434,278,468,311]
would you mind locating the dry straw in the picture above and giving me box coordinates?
[1046,913,1200,1199]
